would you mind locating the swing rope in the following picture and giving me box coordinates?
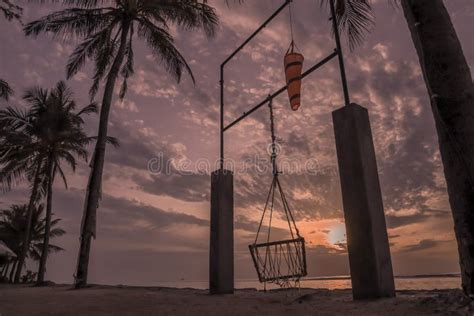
[289,1,294,45]
[249,96,307,289]
[287,2,300,54]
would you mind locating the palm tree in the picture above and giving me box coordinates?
[0,108,46,283]
[24,0,219,288]
[0,204,66,282]
[0,81,97,283]
[322,0,474,296]
[400,0,474,297]
[26,81,96,284]
[0,0,21,101]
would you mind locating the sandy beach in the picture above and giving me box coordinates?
[0,284,472,315]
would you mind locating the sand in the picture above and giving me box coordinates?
[0,284,472,315]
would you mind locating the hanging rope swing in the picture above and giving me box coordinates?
[248,96,307,289]
[284,2,304,111]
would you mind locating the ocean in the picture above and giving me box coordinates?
[153,275,461,291]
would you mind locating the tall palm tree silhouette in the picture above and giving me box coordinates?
[24,0,219,288]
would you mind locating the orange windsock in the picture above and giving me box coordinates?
[284,41,304,111]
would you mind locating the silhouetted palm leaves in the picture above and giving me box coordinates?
[0,204,65,282]
[25,0,219,99]
[319,0,374,50]
[0,79,13,101]
[0,0,22,21]
[0,0,22,101]
[0,81,96,283]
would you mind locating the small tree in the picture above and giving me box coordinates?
[0,204,65,282]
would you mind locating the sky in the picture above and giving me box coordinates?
[1,0,473,286]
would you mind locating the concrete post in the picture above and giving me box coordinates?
[209,169,234,294]
[332,103,395,300]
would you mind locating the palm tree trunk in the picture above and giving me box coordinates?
[14,159,43,283]
[74,20,131,289]
[37,154,54,285]
[402,0,474,296]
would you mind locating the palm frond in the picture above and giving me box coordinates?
[89,135,120,148]
[0,78,14,100]
[24,7,116,40]
[321,0,374,50]
[23,86,49,110]
[54,160,69,188]
[142,0,218,37]
[137,18,195,84]
[0,161,28,191]
[0,106,32,131]
[119,23,135,99]
[66,20,119,78]
[0,0,22,21]
[105,135,120,148]
[89,24,121,98]
[77,102,99,116]
[61,0,109,8]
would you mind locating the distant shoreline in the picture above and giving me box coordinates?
[303,273,461,281]
[27,274,461,288]
[112,273,463,284]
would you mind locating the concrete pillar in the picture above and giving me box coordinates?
[209,169,234,294]
[332,103,395,300]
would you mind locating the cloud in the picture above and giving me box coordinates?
[115,99,139,113]
[401,239,450,253]
[99,194,209,230]
[1,0,470,282]
[386,208,449,229]
[134,172,210,203]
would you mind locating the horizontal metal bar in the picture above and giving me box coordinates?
[249,237,305,248]
[223,50,338,132]
[222,0,291,67]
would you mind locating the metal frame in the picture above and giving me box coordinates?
[219,0,350,169]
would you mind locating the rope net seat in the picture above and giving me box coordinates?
[249,237,306,286]
[249,97,307,289]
